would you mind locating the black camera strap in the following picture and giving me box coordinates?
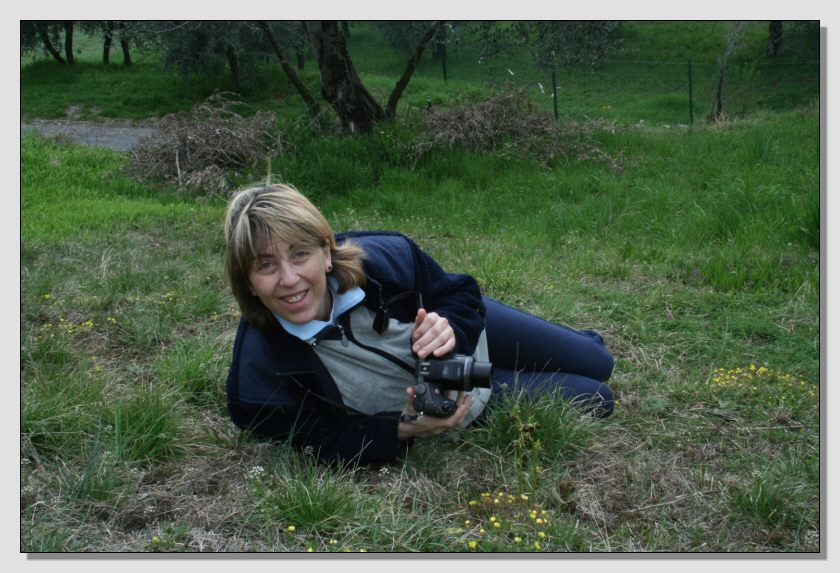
[373,291,424,335]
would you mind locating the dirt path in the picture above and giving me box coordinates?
[20,119,159,152]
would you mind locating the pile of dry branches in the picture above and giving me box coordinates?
[414,89,623,170]
[128,93,282,196]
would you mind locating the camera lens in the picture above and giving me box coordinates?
[468,359,493,388]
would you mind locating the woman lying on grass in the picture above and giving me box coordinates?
[224,183,615,465]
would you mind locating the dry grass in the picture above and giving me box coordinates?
[414,88,625,170]
[128,92,282,196]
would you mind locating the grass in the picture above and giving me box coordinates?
[20,21,820,553]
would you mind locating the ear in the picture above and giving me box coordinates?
[323,245,332,272]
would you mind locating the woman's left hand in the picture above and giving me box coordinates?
[411,308,456,358]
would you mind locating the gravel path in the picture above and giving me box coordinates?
[20,119,159,152]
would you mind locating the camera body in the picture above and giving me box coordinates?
[412,354,493,417]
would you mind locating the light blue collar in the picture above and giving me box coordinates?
[274,276,365,342]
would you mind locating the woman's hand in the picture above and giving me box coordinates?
[397,386,471,441]
[412,308,456,359]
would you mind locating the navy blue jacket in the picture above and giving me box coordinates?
[225,231,486,465]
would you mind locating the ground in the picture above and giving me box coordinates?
[20,119,158,152]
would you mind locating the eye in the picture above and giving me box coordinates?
[255,259,276,274]
[292,250,310,261]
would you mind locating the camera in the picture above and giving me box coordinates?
[412,354,493,417]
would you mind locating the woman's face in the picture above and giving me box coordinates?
[248,237,332,325]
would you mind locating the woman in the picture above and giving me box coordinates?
[224,184,614,466]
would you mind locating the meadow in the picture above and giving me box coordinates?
[20,21,820,552]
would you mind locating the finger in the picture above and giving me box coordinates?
[413,315,451,356]
[416,330,454,359]
[447,394,472,427]
[413,308,428,335]
[431,335,456,357]
[413,310,444,342]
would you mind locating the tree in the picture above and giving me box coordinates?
[522,21,623,69]
[767,21,783,57]
[711,21,746,121]
[21,21,67,64]
[156,21,271,90]
[78,21,114,64]
[304,20,443,132]
[63,21,75,64]
[257,21,319,115]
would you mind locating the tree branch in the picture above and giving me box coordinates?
[385,21,444,119]
[38,23,66,64]
[257,21,321,116]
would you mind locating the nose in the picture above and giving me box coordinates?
[276,261,299,288]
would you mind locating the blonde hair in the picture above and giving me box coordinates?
[224,183,366,332]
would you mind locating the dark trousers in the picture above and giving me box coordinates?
[483,297,615,417]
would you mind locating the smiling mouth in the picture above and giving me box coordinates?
[281,290,308,304]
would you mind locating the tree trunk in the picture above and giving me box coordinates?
[711,22,745,121]
[103,23,114,65]
[767,21,783,57]
[713,66,725,120]
[385,21,444,119]
[341,21,350,37]
[226,45,241,89]
[38,24,66,64]
[296,50,305,70]
[119,23,132,65]
[64,21,75,64]
[309,21,385,132]
[258,21,320,116]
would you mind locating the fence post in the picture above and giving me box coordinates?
[688,59,694,125]
[552,65,558,121]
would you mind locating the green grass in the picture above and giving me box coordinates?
[20,21,819,553]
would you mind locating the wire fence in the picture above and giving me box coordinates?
[414,52,820,126]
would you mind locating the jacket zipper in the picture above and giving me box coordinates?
[310,300,415,376]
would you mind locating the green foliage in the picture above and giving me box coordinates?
[729,451,818,534]
[467,391,599,493]
[524,21,624,68]
[153,335,228,406]
[157,21,269,89]
[249,452,369,533]
[104,388,184,464]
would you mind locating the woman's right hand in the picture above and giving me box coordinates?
[397,386,472,441]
